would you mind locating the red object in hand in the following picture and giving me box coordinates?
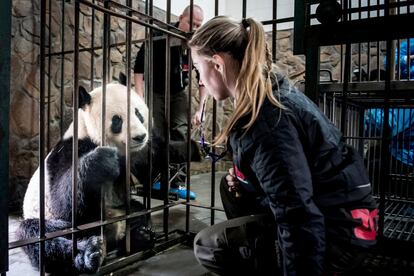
[350,208,378,241]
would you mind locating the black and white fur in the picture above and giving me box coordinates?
[17,84,152,274]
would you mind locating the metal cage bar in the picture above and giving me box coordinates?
[300,0,414,245]
[0,0,11,273]
[144,0,154,210]
[185,0,194,232]
[90,0,96,89]
[209,0,220,227]
[72,0,81,263]
[60,0,66,139]
[161,0,172,241]
[7,0,192,266]
[39,0,47,274]
[10,1,414,274]
[124,0,133,256]
[6,2,202,274]
[47,0,52,153]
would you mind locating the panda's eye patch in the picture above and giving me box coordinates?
[111,115,123,134]
[135,108,144,123]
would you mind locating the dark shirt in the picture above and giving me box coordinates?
[134,22,193,95]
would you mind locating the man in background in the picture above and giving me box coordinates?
[133,5,207,191]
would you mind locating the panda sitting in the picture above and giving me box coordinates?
[17,83,154,274]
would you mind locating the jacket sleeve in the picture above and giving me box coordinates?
[250,113,326,276]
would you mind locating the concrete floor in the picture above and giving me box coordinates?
[8,216,37,276]
[7,171,227,276]
[121,245,214,276]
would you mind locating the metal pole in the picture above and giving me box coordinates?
[72,0,81,262]
[293,0,306,55]
[163,0,171,240]
[125,0,133,255]
[101,0,109,245]
[90,0,96,89]
[47,0,52,152]
[210,0,220,227]
[378,0,393,241]
[341,43,351,135]
[304,47,320,103]
[186,0,194,233]
[0,0,11,273]
[144,0,154,211]
[272,0,277,62]
[39,0,47,274]
[60,0,66,138]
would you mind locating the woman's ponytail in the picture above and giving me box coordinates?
[189,16,283,146]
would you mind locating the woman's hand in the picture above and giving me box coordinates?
[226,167,240,194]
[191,110,203,128]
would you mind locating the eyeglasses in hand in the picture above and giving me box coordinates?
[197,100,228,164]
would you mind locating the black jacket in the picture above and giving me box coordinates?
[134,22,198,94]
[229,74,378,275]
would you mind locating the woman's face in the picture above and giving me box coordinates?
[191,50,232,101]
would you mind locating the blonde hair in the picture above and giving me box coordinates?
[189,16,284,145]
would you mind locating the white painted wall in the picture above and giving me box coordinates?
[223,0,299,30]
[152,0,399,31]
[152,0,225,23]
[151,0,295,30]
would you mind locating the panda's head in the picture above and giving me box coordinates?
[65,83,149,153]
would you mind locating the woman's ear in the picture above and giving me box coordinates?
[212,54,225,74]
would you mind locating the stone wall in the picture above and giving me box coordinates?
[9,0,175,211]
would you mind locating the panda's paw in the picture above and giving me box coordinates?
[83,236,105,272]
[75,236,105,273]
[88,146,120,180]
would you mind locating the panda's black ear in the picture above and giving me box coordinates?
[79,86,91,109]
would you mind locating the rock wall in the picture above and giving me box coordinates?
[9,0,175,211]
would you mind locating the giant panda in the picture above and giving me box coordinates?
[16,83,154,274]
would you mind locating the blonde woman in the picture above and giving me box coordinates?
[189,16,378,275]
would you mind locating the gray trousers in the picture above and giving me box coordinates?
[152,90,188,141]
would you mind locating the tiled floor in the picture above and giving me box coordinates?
[7,172,227,276]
